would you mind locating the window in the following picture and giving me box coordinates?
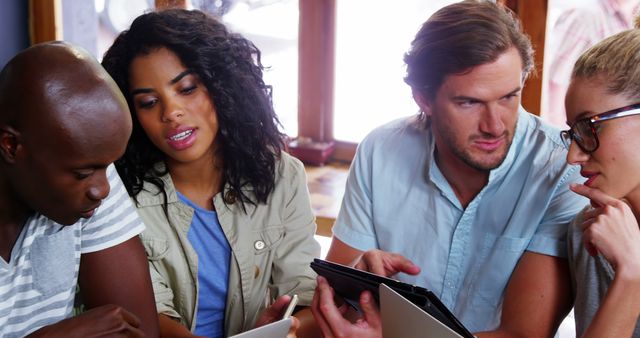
[541,0,638,128]
[34,0,549,162]
[333,0,458,142]
[97,0,300,135]
[96,0,153,59]
[215,0,299,136]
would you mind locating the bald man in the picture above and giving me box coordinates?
[0,42,159,337]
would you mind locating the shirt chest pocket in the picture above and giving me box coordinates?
[140,236,174,283]
[249,225,285,283]
[31,228,77,297]
[469,233,529,305]
[142,236,170,261]
[252,226,285,256]
[462,234,530,330]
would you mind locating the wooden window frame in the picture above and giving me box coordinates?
[155,0,187,9]
[298,0,359,162]
[29,0,61,44]
[30,0,547,163]
[298,0,548,163]
[500,0,548,116]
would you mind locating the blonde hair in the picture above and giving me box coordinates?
[572,26,640,100]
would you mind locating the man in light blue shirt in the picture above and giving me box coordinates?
[311,1,587,337]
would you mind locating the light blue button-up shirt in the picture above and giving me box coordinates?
[332,110,587,332]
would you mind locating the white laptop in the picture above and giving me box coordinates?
[228,317,292,338]
[380,283,464,338]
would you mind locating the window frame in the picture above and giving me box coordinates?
[296,0,548,163]
[30,0,547,163]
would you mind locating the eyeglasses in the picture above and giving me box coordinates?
[560,102,640,153]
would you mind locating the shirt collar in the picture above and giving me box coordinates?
[133,162,254,211]
[134,165,180,207]
[488,108,527,182]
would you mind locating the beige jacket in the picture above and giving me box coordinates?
[135,153,320,336]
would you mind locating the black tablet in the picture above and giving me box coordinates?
[310,258,474,338]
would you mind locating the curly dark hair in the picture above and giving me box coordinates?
[102,9,285,211]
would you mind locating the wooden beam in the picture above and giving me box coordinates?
[298,0,336,142]
[501,0,548,116]
[155,0,187,9]
[315,216,334,237]
[517,0,547,116]
[29,0,62,44]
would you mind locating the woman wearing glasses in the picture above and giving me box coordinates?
[561,18,640,338]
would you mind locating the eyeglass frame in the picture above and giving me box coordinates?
[560,102,640,153]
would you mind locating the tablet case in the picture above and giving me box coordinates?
[380,284,463,338]
[310,258,474,338]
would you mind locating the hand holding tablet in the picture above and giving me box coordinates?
[310,258,474,338]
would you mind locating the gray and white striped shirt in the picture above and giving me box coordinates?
[0,164,145,337]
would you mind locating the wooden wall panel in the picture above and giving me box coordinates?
[501,0,548,116]
[29,0,61,44]
[298,0,336,142]
[155,0,187,9]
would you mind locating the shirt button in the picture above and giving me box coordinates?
[254,240,265,250]
[225,190,237,204]
[254,266,260,278]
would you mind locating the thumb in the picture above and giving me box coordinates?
[584,237,599,257]
[269,295,292,316]
[286,316,300,338]
[359,291,382,329]
[256,295,291,327]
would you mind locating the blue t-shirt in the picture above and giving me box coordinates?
[177,192,231,338]
[332,109,588,332]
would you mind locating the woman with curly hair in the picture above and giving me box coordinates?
[101,9,320,337]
